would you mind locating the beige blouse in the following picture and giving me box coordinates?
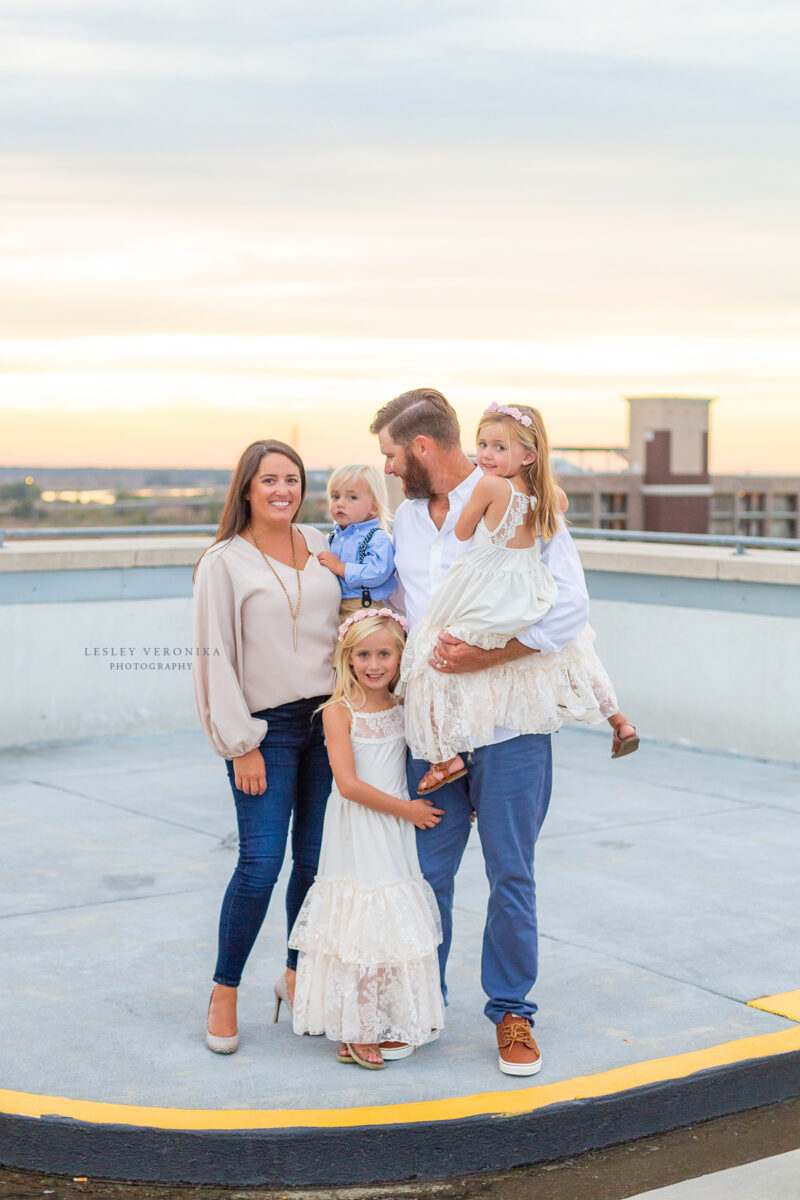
[192,526,341,759]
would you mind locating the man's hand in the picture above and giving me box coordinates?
[317,551,346,577]
[429,630,537,674]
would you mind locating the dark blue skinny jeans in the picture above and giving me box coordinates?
[213,696,331,987]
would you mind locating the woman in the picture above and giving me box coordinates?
[193,439,341,1052]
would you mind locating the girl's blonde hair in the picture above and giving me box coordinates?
[477,405,561,540]
[321,612,406,712]
[327,464,392,532]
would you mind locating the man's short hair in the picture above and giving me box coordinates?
[369,388,461,449]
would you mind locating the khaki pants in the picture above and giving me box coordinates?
[338,596,377,622]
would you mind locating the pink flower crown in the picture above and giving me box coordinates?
[337,607,409,642]
[483,401,532,427]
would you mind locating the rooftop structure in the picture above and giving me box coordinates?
[555,397,800,538]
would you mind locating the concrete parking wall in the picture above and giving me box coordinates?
[576,541,799,763]
[1,536,797,761]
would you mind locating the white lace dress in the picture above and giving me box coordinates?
[401,480,619,762]
[289,702,444,1046]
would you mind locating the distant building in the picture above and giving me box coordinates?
[555,397,799,538]
[707,477,800,539]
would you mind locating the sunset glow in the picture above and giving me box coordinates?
[3,3,799,472]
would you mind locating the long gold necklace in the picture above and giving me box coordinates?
[248,523,302,651]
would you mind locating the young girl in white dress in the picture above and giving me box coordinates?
[290,608,445,1070]
[401,402,639,795]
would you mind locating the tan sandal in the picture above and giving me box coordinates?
[337,1042,355,1063]
[417,756,468,795]
[611,721,640,759]
[345,1042,385,1070]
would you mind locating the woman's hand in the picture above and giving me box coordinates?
[233,748,267,796]
[407,798,445,830]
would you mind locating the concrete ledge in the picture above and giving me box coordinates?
[584,570,799,617]
[1,536,799,588]
[575,539,800,587]
[0,536,211,573]
[2,1015,799,1186]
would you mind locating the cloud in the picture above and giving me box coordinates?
[1,2,799,472]
[2,1,799,153]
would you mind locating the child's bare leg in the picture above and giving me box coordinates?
[418,703,466,795]
[418,755,466,794]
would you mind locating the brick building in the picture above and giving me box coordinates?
[556,396,800,538]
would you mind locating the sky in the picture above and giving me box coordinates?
[2,0,800,472]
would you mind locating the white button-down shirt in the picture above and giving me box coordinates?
[392,466,590,745]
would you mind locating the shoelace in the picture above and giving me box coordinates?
[499,1021,535,1047]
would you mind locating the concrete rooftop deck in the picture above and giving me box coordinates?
[1,727,799,1186]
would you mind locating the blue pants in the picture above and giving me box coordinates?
[409,733,552,1025]
[213,696,331,987]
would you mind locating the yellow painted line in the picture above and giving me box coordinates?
[749,990,800,1024]
[2,994,799,1133]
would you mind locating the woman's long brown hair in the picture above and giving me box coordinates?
[193,439,306,579]
[476,406,561,540]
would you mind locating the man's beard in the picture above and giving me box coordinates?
[399,451,433,499]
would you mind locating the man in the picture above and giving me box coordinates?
[370,387,590,1075]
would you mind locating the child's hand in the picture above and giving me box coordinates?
[408,798,445,830]
[317,551,346,577]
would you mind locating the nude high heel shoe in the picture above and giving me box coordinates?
[206,991,239,1054]
[273,973,293,1023]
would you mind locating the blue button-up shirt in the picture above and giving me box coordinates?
[328,518,397,602]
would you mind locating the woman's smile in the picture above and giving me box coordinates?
[246,452,303,528]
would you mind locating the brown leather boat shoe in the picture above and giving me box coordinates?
[496,1012,542,1076]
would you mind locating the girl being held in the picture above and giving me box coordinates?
[401,403,638,795]
[290,609,445,1070]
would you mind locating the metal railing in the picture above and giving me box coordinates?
[2,524,799,555]
[0,524,219,548]
[568,528,800,555]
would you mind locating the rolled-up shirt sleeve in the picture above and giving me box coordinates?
[192,555,268,759]
[517,523,590,655]
[342,532,396,589]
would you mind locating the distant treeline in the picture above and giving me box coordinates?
[0,467,331,490]
[0,466,332,529]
